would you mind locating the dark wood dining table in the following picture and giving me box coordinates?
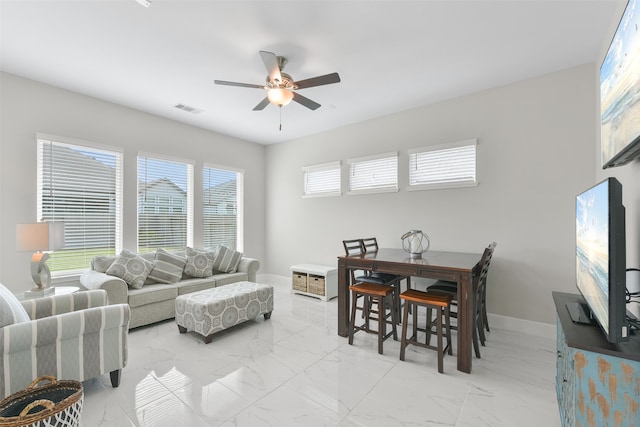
[337,248,483,373]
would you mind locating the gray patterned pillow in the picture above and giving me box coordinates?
[148,249,186,284]
[92,255,117,273]
[212,245,243,273]
[105,249,154,289]
[184,247,214,278]
[0,283,31,327]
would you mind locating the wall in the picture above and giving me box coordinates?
[0,72,266,293]
[265,64,597,326]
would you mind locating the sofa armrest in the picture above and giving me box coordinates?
[237,257,260,282]
[80,270,128,305]
[21,290,108,319]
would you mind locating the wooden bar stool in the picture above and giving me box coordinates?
[348,282,398,354]
[399,289,453,373]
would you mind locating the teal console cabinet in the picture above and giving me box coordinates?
[553,292,640,427]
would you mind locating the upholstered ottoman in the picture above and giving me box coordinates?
[175,281,274,343]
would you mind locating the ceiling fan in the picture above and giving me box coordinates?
[214,51,341,111]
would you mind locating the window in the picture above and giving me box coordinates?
[37,135,123,274]
[409,139,477,190]
[138,155,193,252]
[203,165,243,250]
[303,161,341,197]
[348,152,398,194]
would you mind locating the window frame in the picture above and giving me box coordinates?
[348,151,398,195]
[137,152,194,252]
[36,133,123,276]
[408,139,478,191]
[202,163,244,252]
[302,161,341,198]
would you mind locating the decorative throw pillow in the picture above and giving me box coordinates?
[184,247,214,278]
[148,249,186,284]
[0,283,31,328]
[212,245,243,273]
[92,255,117,273]
[105,249,154,289]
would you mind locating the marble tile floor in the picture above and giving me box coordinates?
[81,282,561,427]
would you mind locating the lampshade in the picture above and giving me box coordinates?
[16,222,65,252]
[267,88,294,107]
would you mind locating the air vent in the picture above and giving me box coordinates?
[174,104,204,115]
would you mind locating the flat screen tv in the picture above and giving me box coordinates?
[573,177,628,343]
[600,0,640,169]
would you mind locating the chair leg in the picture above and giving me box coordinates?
[472,320,481,359]
[445,305,453,356]
[478,311,487,346]
[390,293,398,341]
[400,300,410,361]
[436,307,444,374]
[425,306,432,345]
[348,290,358,345]
[110,370,122,388]
[377,295,385,354]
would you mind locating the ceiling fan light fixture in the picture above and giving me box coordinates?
[267,88,294,107]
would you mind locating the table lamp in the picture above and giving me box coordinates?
[16,222,65,296]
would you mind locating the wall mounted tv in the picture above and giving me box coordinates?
[601,0,640,169]
[573,177,628,343]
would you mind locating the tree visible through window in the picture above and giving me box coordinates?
[37,137,123,274]
[137,155,193,252]
[203,165,241,250]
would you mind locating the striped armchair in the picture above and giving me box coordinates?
[0,289,130,398]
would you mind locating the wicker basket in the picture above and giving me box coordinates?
[0,376,83,427]
[292,272,308,292]
[308,275,325,296]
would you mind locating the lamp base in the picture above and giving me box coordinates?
[24,287,55,298]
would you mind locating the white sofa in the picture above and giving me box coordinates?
[80,249,260,329]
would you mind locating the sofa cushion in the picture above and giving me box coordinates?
[184,247,214,278]
[92,255,117,273]
[211,272,249,287]
[148,249,186,284]
[174,277,218,295]
[212,245,243,273]
[127,283,178,308]
[106,250,154,289]
[0,283,31,327]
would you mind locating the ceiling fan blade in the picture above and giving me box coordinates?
[214,80,264,89]
[292,92,321,110]
[253,97,270,111]
[259,51,283,84]
[294,72,341,90]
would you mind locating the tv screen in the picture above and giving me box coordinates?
[575,178,628,343]
[600,0,640,169]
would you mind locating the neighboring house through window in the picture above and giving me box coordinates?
[203,165,243,251]
[137,155,194,252]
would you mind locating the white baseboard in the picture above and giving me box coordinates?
[258,274,556,340]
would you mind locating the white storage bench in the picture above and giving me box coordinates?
[175,281,274,343]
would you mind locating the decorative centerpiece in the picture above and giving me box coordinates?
[401,230,430,259]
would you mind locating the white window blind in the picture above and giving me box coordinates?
[137,155,193,252]
[303,161,341,197]
[203,165,242,250]
[348,152,398,194]
[37,137,123,274]
[409,139,477,190]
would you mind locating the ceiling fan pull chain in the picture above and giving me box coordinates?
[279,106,283,131]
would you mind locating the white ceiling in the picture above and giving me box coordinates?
[0,0,623,145]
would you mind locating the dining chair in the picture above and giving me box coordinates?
[426,242,496,358]
[342,238,401,322]
[348,281,398,354]
[399,289,453,373]
[361,237,411,292]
